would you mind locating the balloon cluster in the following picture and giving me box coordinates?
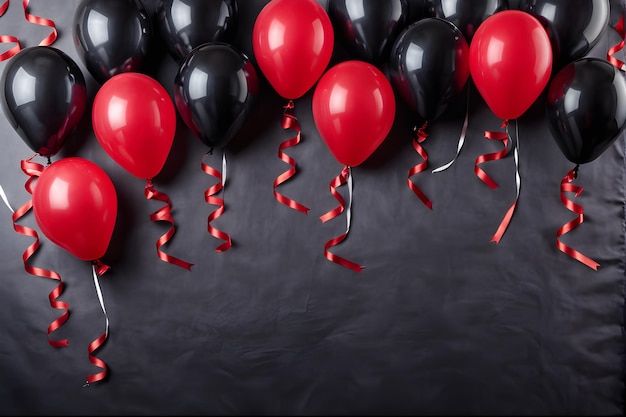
[1,0,625,384]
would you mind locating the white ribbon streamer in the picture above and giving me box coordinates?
[92,264,109,339]
[221,150,227,187]
[0,185,14,213]
[432,87,471,173]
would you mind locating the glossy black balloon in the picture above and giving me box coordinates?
[156,0,238,63]
[389,17,469,121]
[434,0,508,41]
[174,43,258,149]
[328,0,410,65]
[546,57,626,165]
[1,46,87,157]
[73,0,153,84]
[521,0,610,70]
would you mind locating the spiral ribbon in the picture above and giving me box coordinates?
[475,120,510,190]
[202,151,232,252]
[144,179,194,270]
[12,155,69,347]
[0,0,57,62]
[407,122,433,210]
[556,166,600,270]
[608,12,625,71]
[319,166,364,273]
[274,100,310,215]
[84,262,110,386]
[490,120,521,244]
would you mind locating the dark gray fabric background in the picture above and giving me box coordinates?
[0,0,625,415]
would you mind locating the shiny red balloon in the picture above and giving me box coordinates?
[92,72,177,179]
[252,0,334,100]
[312,60,396,167]
[469,10,552,120]
[32,157,118,262]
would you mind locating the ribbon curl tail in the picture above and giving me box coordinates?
[319,166,364,273]
[274,100,310,214]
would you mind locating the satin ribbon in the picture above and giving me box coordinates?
[201,151,232,252]
[0,184,14,212]
[0,1,21,62]
[475,120,510,189]
[12,155,69,347]
[0,0,58,62]
[319,166,364,273]
[432,87,471,173]
[23,0,57,46]
[608,13,625,71]
[407,122,433,210]
[490,120,521,244]
[556,166,600,270]
[273,100,310,215]
[84,262,110,386]
[144,179,194,270]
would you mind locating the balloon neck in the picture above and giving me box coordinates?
[283,100,295,113]
[501,119,509,129]
[46,156,52,166]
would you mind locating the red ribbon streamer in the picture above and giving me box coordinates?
[201,153,232,252]
[0,1,22,62]
[12,155,69,347]
[556,166,600,270]
[0,0,57,62]
[608,13,625,71]
[319,166,364,273]
[84,262,110,386]
[273,100,310,215]
[144,179,194,270]
[475,120,510,189]
[85,331,107,385]
[23,0,57,46]
[407,122,433,210]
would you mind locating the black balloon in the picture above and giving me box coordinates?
[73,0,153,84]
[434,0,508,41]
[156,0,238,63]
[521,0,610,70]
[328,0,411,65]
[1,46,87,157]
[546,57,626,165]
[389,17,469,121]
[174,43,258,149]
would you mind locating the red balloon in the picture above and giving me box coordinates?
[92,72,177,179]
[312,60,396,167]
[32,157,118,262]
[252,0,334,100]
[469,10,552,120]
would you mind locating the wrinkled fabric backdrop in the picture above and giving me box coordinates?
[0,0,625,415]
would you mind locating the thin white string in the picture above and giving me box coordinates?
[0,185,14,213]
[432,87,470,173]
[513,120,521,201]
[92,264,109,339]
[221,150,227,187]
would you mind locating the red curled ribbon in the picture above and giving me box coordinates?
[12,155,69,347]
[319,166,364,273]
[144,179,194,270]
[201,153,232,252]
[407,122,433,210]
[273,100,310,215]
[475,120,510,189]
[556,166,600,270]
[84,262,110,386]
[0,1,22,62]
[23,0,57,46]
[608,13,625,71]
